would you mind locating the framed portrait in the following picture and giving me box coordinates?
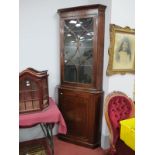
[107,24,135,75]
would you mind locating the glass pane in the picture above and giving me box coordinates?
[64,17,94,84]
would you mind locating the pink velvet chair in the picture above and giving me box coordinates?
[104,91,135,155]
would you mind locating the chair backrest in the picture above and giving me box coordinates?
[104,91,134,147]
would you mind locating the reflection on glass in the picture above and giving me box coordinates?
[64,17,94,84]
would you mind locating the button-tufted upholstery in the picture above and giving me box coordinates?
[104,91,134,155]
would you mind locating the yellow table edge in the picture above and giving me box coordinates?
[120,118,135,151]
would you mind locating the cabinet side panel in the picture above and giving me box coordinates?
[95,10,105,89]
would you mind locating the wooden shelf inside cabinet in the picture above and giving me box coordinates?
[19,68,49,114]
[57,4,106,148]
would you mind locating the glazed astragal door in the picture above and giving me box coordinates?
[61,16,96,87]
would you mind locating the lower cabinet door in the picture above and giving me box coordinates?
[58,87,103,148]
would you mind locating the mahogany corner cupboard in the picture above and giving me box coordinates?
[57,4,106,148]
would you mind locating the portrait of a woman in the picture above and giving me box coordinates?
[116,38,131,65]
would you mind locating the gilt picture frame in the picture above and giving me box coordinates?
[107,24,135,75]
